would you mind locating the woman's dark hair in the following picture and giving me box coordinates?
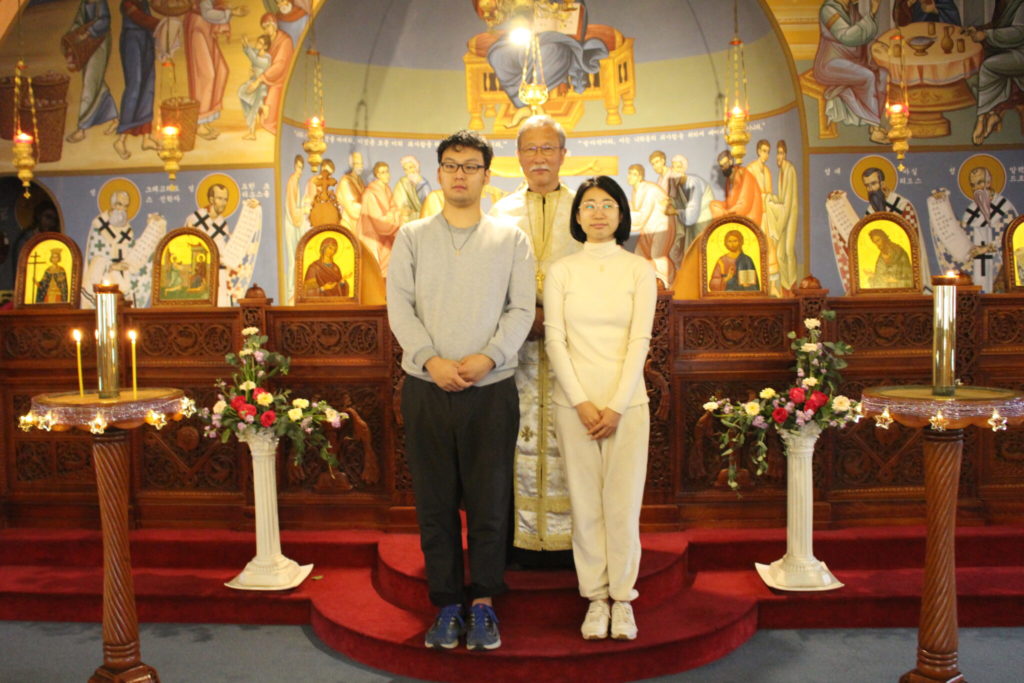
[569,176,631,245]
[436,129,493,170]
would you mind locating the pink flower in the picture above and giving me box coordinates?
[772,407,790,424]
[789,387,806,404]
[260,410,276,427]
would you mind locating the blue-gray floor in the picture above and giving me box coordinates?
[1,622,1021,683]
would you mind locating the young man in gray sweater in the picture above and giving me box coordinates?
[386,130,535,651]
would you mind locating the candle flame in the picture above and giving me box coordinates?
[888,103,904,114]
[72,329,82,342]
[945,270,957,277]
[14,131,33,142]
[101,279,110,286]
[128,330,137,342]
[162,125,179,137]
[309,116,321,127]
[730,105,744,117]
[94,329,99,340]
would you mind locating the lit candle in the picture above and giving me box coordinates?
[931,271,958,397]
[128,330,138,399]
[72,329,84,397]
[94,282,121,399]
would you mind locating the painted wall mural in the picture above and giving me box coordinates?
[0,0,1021,306]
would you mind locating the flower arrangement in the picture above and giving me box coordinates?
[703,310,861,489]
[200,327,346,466]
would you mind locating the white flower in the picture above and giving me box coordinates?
[702,400,719,412]
[802,377,819,387]
[288,407,304,421]
[804,318,821,330]
[759,387,777,400]
[238,348,253,357]
[242,327,260,336]
[292,398,310,409]
[212,400,226,414]
[801,342,819,353]
[239,380,256,391]
[832,395,851,412]
[256,392,274,407]
[743,401,761,417]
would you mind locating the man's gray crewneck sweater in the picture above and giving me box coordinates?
[387,212,536,386]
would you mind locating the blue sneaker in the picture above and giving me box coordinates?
[465,603,501,650]
[424,604,464,649]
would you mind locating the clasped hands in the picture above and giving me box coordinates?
[426,354,495,392]
[575,400,621,440]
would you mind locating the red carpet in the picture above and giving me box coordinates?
[1,526,1022,682]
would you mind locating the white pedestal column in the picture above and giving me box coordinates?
[755,422,843,591]
[226,430,313,591]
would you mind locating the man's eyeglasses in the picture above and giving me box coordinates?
[518,145,562,157]
[579,202,619,213]
[440,161,485,175]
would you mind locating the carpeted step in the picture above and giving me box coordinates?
[311,565,759,683]
[684,525,1024,572]
[0,528,383,569]
[374,533,689,621]
[690,565,1024,630]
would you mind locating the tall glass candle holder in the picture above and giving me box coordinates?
[94,282,121,399]
[931,272,957,396]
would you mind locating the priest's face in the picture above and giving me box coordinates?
[516,124,565,194]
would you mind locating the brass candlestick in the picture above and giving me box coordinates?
[94,282,120,399]
[931,272,957,396]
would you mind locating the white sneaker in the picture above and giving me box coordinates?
[581,599,610,640]
[611,601,637,640]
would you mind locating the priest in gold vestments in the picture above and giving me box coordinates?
[490,115,581,563]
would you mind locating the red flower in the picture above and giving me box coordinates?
[788,387,806,404]
[230,395,247,411]
[238,403,257,419]
[807,390,828,410]
[772,407,790,424]
[260,410,276,427]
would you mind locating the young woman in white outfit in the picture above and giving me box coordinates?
[543,176,657,640]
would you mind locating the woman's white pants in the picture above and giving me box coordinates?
[554,403,649,602]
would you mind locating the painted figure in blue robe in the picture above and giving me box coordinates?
[114,0,159,160]
[485,1,608,127]
[65,0,119,143]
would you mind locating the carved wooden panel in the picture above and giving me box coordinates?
[139,322,233,358]
[279,383,386,494]
[678,313,788,353]
[985,378,1024,481]
[277,319,383,359]
[955,288,981,385]
[140,387,240,491]
[3,326,81,361]
[836,311,932,352]
[677,378,786,493]
[15,439,93,486]
[644,292,672,495]
[390,331,412,495]
[986,308,1024,348]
